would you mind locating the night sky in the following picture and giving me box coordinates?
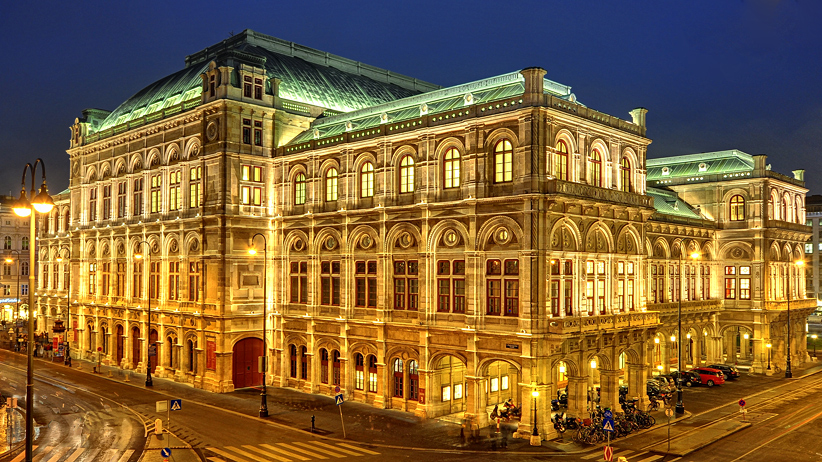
[2,1,821,195]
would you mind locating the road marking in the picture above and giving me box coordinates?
[226,446,286,462]
[207,459,229,462]
[289,442,347,458]
[245,444,309,461]
[208,448,256,462]
[72,448,98,462]
[581,452,603,459]
[636,455,663,462]
[62,448,85,462]
[307,442,364,456]
[116,449,135,462]
[104,448,120,462]
[9,446,38,462]
[32,446,53,462]
[731,408,822,462]
[268,443,328,460]
[45,447,71,462]
[336,444,379,455]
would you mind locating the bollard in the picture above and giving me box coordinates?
[311,415,315,433]
[124,371,130,382]
[154,418,163,435]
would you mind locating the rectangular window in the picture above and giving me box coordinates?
[442,385,451,402]
[290,261,308,304]
[89,188,97,221]
[117,182,127,218]
[168,261,180,301]
[254,78,263,100]
[806,243,814,254]
[490,377,499,392]
[150,174,162,213]
[243,119,251,144]
[739,278,751,300]
[52,264,59,290]
[149,261,160,299]
[393,260,418,310]
[116,262,125,297]
[725,266,736,275]
[501,375,509,390]
[243,76,252,98]
[101,262,110,296]
[133,178,143,215]
[21,284,28,296]
[103,185,111,219]
[320,261,341,306]
[355,261,377,307]
[169,170,181,211]
[254,121,262,146]
[133,261,143,298]
[725,278,737,299]
[438,260,465,313]
[88,263,97,295]
[454,383,463,400]
[241,186,250,205]
[188,262,201,302]
[189,167,202,208]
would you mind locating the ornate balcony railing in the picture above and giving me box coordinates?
[647,299,722,315]
[548,311,660,335]
[764,298,817,311]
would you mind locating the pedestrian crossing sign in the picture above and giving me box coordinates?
[603,420,614,432]
[170,399,182,411]
[335,393,344,405]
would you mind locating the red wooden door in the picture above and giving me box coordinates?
[233,338,263,389]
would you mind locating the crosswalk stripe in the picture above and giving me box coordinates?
[306,442,363,457]
[71,448,97,462]
[289,442,346,458]
[32,446,54,462]
[581,452,601,460]
[117,449,135,462]
[636,455,663,462]
[229,446,287,462]
[104,448,120,462]
[336,444,379,456]
[617,450,636,458]
[207,458,229,462]
[208,448,256,462]
[245,444,309,461]
[45,447,71,462]
[269,443,328,460]
[10,446,38,462]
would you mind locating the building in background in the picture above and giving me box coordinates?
[0,195,32,349]
[36,30,813,438]
[804,195,822,301]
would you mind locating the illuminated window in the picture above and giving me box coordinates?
[490,377,499,392]
[150,174,162,213]
[408,360,419,401]
[501,375,509,390]
[589,149,602,186]
[326,168,338,202]
[294,173,306,205]
[554,141,569,180]
[494,139,513,183]
[133,178,143,215]
[355,354,364,390]
[368,355,378,392]
[393,358,404,398]
[189,167,202,208]
[454,383,463,400]
[361,162,374,198]
[169,170,181,211]
[620,157,632,192]
[444,148,461,188]
[730,195,745,221]
[441,385,451,402]
[399,155,415,193]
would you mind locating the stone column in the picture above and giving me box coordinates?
[566,376,588,418]
[627,363,649,408]
[463,375,484,430]
[598,369,620,410]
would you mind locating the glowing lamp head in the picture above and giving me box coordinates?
[813,335,818,340]
[31,183,54,214]
[654,337,660,344]
[796,260,806,267]
[134,253,143,260]
[671,335,676,342]
[766,343,772,349]
[690,252,700,259]
[590,359,597,369]
[743,333,749,340]
[532,390,539,398]
[657,365,663,371]
[56,257,63,262]
[248,248,258,255]
[4,258,11,264]
[12,190,31,217]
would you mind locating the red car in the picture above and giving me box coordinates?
[689,367,726,387]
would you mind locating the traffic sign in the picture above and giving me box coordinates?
[170,399,182,411]
[738,398,746,407]
[603,409,613,420]
[335,394,344,406]
[603,420,614,432]
[604,445,613,461]
[156,400,168,413]
[160,448,171,457]
[665,408,674,417]
[335,386,340,393]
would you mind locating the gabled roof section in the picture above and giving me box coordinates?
[647,187,703,220]
[93,29,440,134]
[288,71,575,145]
[646,150,754,181]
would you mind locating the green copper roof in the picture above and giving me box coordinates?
[646,150,754,181]
[647,187,703,219]
[93,29,440,135]
[288,71,575,145]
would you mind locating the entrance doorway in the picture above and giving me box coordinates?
[233,338,263,389]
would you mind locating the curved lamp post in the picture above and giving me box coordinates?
[56,245,71,365]
[5,250,21,351]
[12,158,54,462]
[675,249,700,415]
[530,389,539,445]
[249,233,269,418]
[786,259,805,378]
[134,240,154,387]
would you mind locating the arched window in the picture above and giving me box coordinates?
[367,355,378,392]
[399,156,415,193]
[781,196,788,221]
[187,339,196,373]
[355,353,365,390]
[320,348,329,384]
[361,162,374,198]
[444,148,461,189]
[325,168,338,202]
[408,360,419,401]
[300,345,308,380]
[494,140,513,183]
[392,358,404,398]
[167,335,175,369]
[332,350,341,386]
[63,211,70,231]
[294,173,306,205]
[554,141,569,180]
[289,345,298,378]
[729,195,746,221]
[620,157,632,192]
[3,237,10,250]
[589,149,602,187]
[796,196,802,223]
[21,237,28,251]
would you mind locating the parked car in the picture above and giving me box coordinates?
[618,380,663,401]
[689,367,726,387]
[707,364,740,380]
[650,375,676,392]
[667,370,702,388]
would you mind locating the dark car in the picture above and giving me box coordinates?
[619,381,663,400]
[707,364,740,380]
[668,370,702,388]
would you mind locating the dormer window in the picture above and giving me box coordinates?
[243,76,264,100]
[661,167,670,176]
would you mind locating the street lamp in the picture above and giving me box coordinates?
[786,259,805,379]
[812,334,818,358]
[530,389,540,445]
[5,251,21,352]
[676,249,700,415]
[56,245,71,365]
[13,159,54,462]
[766,343,772,370]
[249,233,269,418]
[134,240,154,387]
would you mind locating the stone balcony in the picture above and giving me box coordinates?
[647,299,722,316]
[547,311,660,336]
[763,298,817,311]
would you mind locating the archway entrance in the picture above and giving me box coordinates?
[723,326,753,364]
[431,355,467,417]
[149,329,159,373]
[233,338,263,389]
[130,326,140,368]
[481,360,520,419]
[116,325,124,365]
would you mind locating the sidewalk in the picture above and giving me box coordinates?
[23,351,822,456]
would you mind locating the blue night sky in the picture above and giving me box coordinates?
[1,1,821,195]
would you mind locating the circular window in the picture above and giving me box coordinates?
[443,230,459,247]
[325,236,337,251]
[494,227,511,245]
[398,232,413,249]
[206,121,218,141]
[360,235,373,249]
[293,239,305,252]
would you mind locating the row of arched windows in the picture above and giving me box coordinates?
[553,140,634,192]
